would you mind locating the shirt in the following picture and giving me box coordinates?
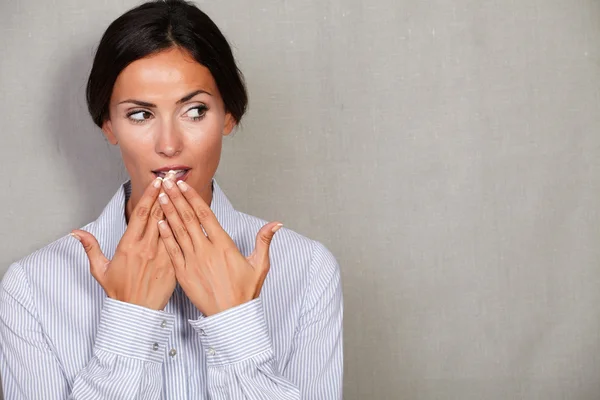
[0,179,343,399]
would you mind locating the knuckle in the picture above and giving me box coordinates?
[223,246,239,260]
[259,234,272,246]
[181,210,196,224]
[195,207,212,221]
[141,248,157,261]
[113,247,124,259]
[135,205,151,219]
[160,228,173,239]
[125,241,137,252]
[175,224,188,238]
[151,205,164,220]
[168,244,182,257]
[82,242,94,253]
[115,243,131,256]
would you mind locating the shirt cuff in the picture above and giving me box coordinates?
[95,297,176,363]
[188,298,272,367]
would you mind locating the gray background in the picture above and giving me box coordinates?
[1,0,600,399]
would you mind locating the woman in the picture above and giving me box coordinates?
[0,1,343,399]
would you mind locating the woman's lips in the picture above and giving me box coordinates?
[152,169,190,181]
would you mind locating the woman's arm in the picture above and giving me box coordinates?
[188,241,344,400]
[0,262,172,400]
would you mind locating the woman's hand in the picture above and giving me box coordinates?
[156,176,282,316]
[71,178,177,311]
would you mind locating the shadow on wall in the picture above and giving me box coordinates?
[48,39,127,226]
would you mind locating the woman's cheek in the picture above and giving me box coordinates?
[129,121,158,143]
[181,117,222,138]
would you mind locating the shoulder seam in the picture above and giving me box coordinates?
[10,261,43,324]
[297,239,318,320]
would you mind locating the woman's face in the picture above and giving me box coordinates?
[102,47,235,204]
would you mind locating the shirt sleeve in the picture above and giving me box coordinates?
[0,262,175,400]
[188,240,344,399]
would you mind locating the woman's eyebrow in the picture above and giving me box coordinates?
[118,99,156,107]
[176,89,212,104]
[118,89,213,107]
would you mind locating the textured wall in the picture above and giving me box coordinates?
[2,0,600,398]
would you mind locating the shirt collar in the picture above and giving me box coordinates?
[94,178,238,260]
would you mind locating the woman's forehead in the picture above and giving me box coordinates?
[112,48,218,102]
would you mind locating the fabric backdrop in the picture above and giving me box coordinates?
[1,0,600,399]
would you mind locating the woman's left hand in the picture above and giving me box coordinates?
[156,177,282,316]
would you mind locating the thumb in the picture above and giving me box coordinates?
[71,230,109,283]
[252,222,283,264]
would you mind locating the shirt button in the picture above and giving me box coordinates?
[152,343,159,351]
[169,348,177,357]
[199,329,206,336]
[160,320,167,328]
[207,347,216,356]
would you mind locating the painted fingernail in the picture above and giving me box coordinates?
[271,223,283,233]
[163,178,174,189]
[70,232,81,242]
[153,177,163,188]
[176,180,188,191]
[159,193,169,204]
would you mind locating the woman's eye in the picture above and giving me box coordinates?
[186,106,207,120]
[127,110,152,122]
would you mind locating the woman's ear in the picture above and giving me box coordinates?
[101,120,118,145]
[222,113,237,136]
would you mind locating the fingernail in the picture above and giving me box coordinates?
[163,178,174,189]
[177,180,188,191]
[70,232,81,242]
[271,223,283,233]
[153,177,163,188]
[159,193,169,204]
[158,220,165,228]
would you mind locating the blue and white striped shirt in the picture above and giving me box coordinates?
[0,179,343,399]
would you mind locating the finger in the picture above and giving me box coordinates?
[143,195,165,245]
[71,230,109,284]
[247,222,281,298]
[252,222,283,265]
[161,178,208,247]
[127,177,163,240]
[157,220,186,270]
[158,190,195,254]
[174,179,230,244]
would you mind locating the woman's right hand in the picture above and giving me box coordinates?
[71,177,177,311]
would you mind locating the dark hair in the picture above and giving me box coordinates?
[86,0,247,128]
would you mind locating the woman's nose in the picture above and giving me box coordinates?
[155,123,183,157]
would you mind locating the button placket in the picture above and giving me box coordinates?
[163,293,186,400]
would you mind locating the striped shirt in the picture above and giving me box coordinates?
[0,179,343,399]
